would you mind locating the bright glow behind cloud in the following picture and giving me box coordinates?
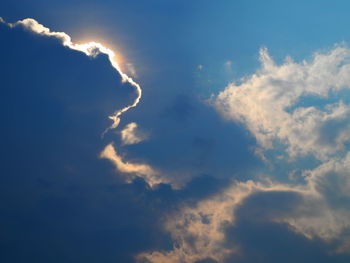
[0,17,142,133]
[0,17,169,187]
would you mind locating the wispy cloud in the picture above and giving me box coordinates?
[100,143,167,188]
[120,122,147,145]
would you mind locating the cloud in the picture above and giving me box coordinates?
[0,16,172,263]
[1,17,180,188]
[213,46,350,160]
[1,16,228,263]
[0,17,142,133]
[100,143,167,187]
[138,146,350,262]
[282,152,350,242]
[224,60,232,72]
[3,16,350,263]
[138,180,306,263]
[201,47,350,260]
[138,45,350,260]
[138,171,350,262]
[120,122,147,145]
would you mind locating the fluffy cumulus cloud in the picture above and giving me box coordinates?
[214,47,350,160]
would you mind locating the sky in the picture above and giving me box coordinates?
[1,1,350,262]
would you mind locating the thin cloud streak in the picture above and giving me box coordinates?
[100,143,168,188]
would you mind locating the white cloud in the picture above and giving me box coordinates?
[100,143,168,188]
[214,46,350,160]
[120,122,147,145]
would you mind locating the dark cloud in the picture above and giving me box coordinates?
[119,92,261,185]
[161,94,196,123]
[0,22,231,263]
[225,221,344,263]
[221,190,350,263]
[233,190,303,222]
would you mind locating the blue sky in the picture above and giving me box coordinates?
[1,1,350,262]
